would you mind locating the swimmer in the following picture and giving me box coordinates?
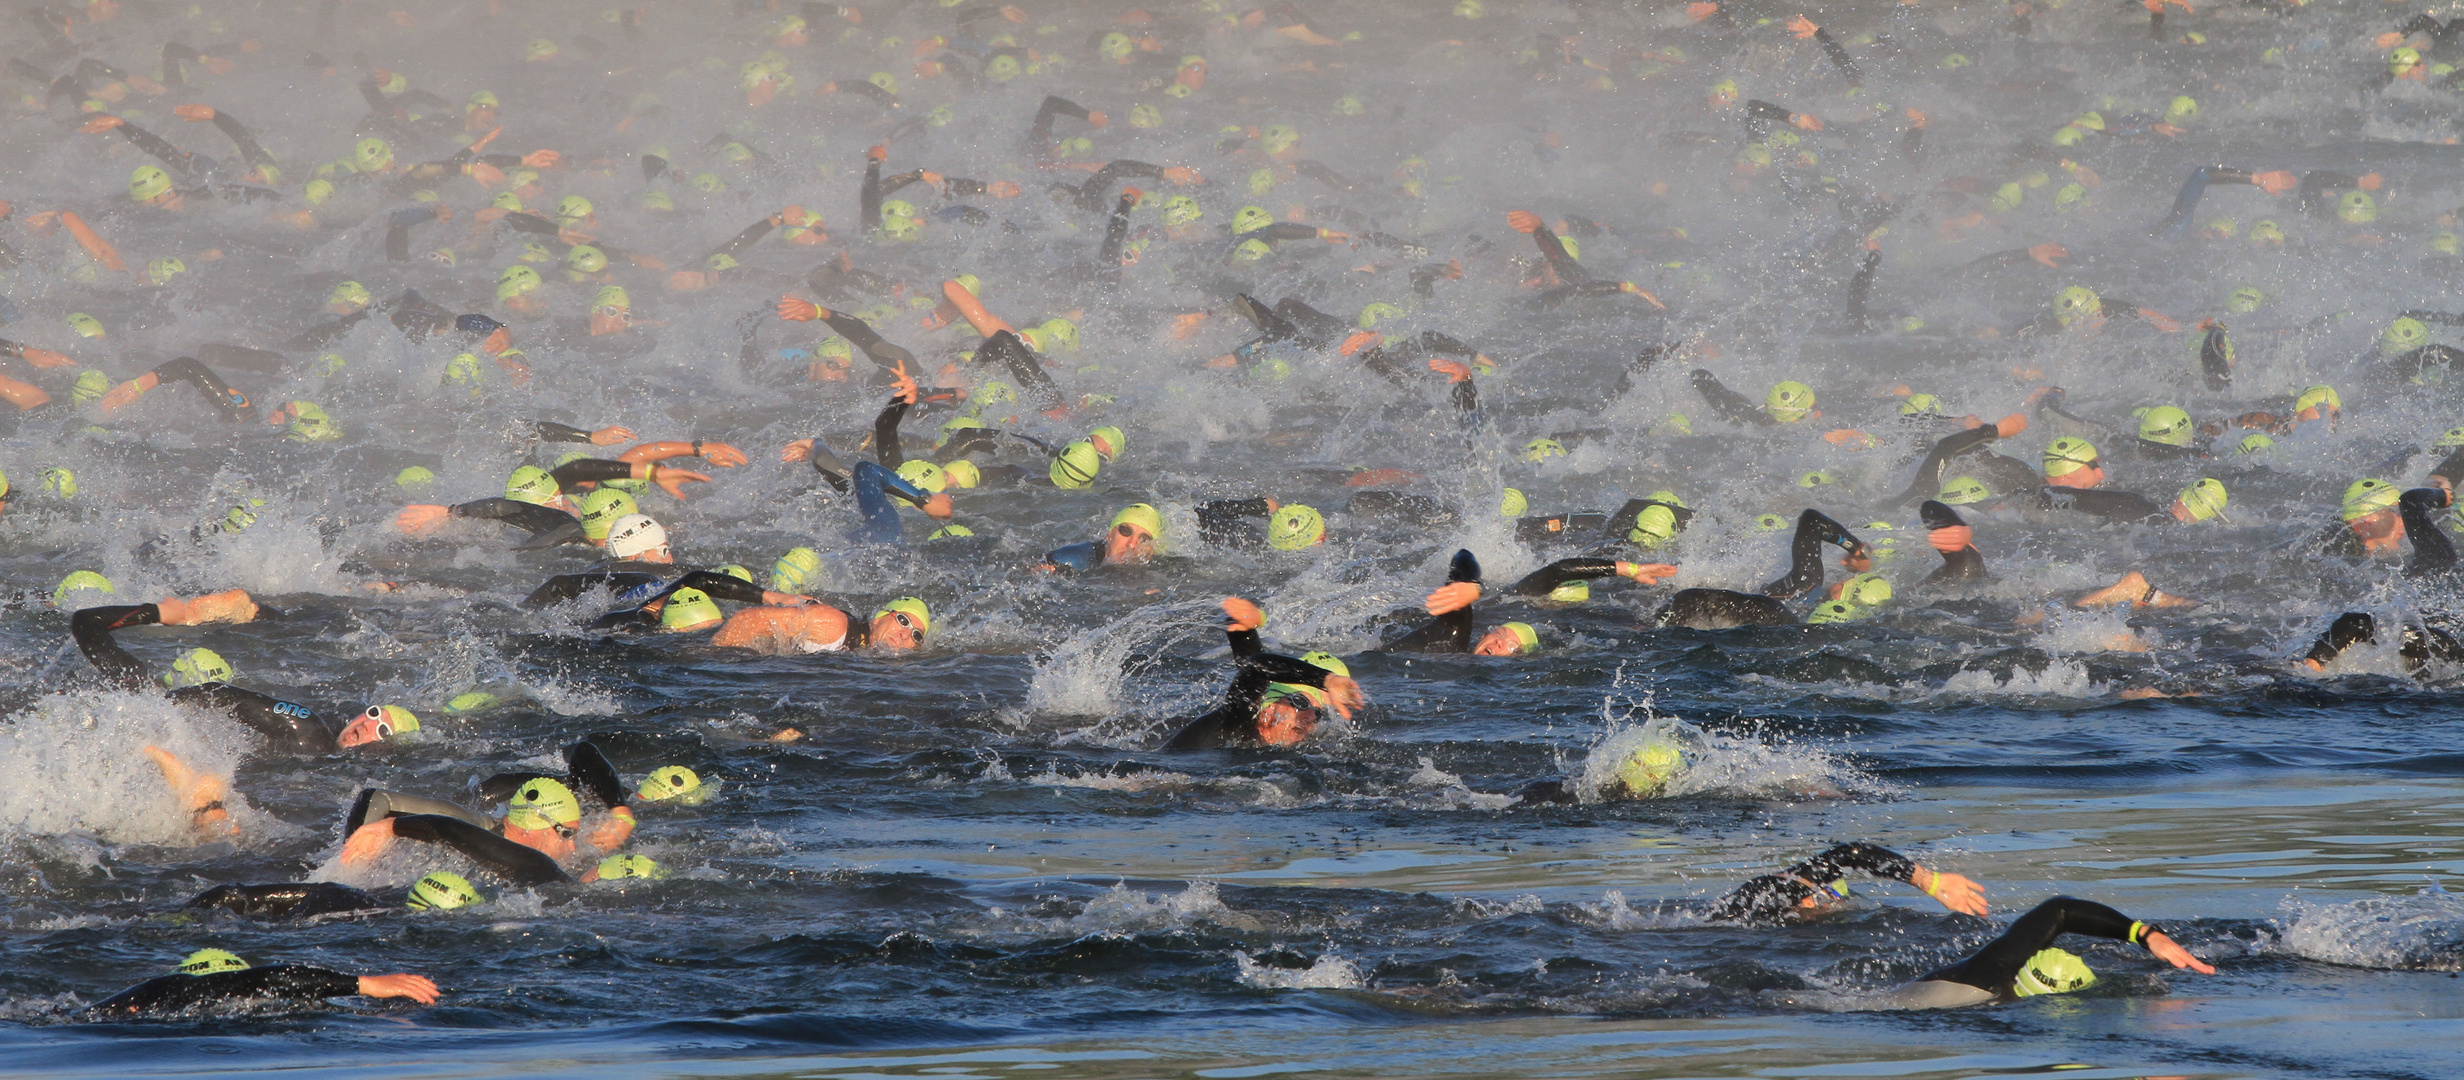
[1162,598,1365,750]
[1653,510,1868,628]
[81,950,437,1018]
[1864,896,2214,1009]
[1710,843,1988,922]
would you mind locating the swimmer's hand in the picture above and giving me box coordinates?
[1222,597,1264,631]
[1914,866,1988,917]
[396,504,452,534]
[97,375,155,413]
[584,805,636,852]
[1425,580,1480,615]
[357,974,439,1004]
[780,439,813,463]
[650,467,710,500]
[1615,561,1677,586]
[1428,358,1472,384]
[777,297,824,322]
[922,493,954,519]
[591,425,636,446]
[156,589,257,626]
[2145,931,2216,974]
[340,817,396,865]
[1323,674,1365,718]
[694,441,749,467]
[761,591,812,606]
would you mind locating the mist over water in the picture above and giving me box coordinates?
[3,0,2464,1077]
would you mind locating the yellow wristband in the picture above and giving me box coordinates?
[1917,867,1941,897]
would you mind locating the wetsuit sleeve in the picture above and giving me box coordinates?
[166,685,337,752]
[388,813,573,886]
[874,399,909,468]
[548,459,631,490]
[525,571,618,607]
[84,966,363,1018]
[2433,447,2464,490]
[1509,558,1619,596]
[188,882,384,920]
[1762,510,1863,599]
[564,741,629,809]
[1919,501,1988,585]
[451,498,584,547]
[1917,896,2142,995]
[705,216,778,264]
[2400,488,2458,576]
[933,429,1005,463]
[1893,427,2001,507]
[1386,609,1473,652]
[819,311,915,373]
[280,310,371,352]
[206,112,275,170]
[2304,612,2377,667]
[2037,487,2165,525]
[1042,540,1105,572]
[533,421,597,444]
[1027,95,1096,144]
[1197,499,1273,549]
[1786,843,1917,883]
[979,330,1062,406]
[1690,370,1773,427]
[71,604,162,689]
[151,357,250,420]
[1344,492,1456,528]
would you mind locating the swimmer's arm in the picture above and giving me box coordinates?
[69,604,161,688]
[449,498,580,537]
[1688,369,1771,426]
[564,741,630,810]
[1508,558,1619,595]
[389,814,573,886]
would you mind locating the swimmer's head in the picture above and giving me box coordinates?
[1474,621,1538,656]
[2173,478,2228,523]
[406,871,483,911]
[770,547,822,591]
[505,465,561,508]
[583,854,668,882]
[164,648,232,688]
[2012,947,2097,997]
[605,514,671,562]
[506,778,582,833]
[1087,425,1126,462]
[1049,441,1101,489]
[1301,651,1349,677]
[1501,488,1528,517]
[1107,502,1163,563]
[895,458,948,494]
[51,570,112,607]
[1764,381,1815,423]
[577,488,640,542]
[2137,405,2194,448]
[870,596,929,650]
[2342,478,2399,521]
[1254,683,1326,746]
[337,704,420,748]
[1937,475,1993,506]
[2294,384,2341,422]
[177,949,249,975]
[1613,738,1684,798]
[2042,437,2100,484]
[660,588,722,632]
[636,765,709,806]
[1268,504,1326,550]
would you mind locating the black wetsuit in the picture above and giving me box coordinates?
[1387,549,1488,652]
[524,561,681,607]
[1918,501,1988,586]
[83,966,366,1018]
[1514,497,1695,547]
[1690,369,1775,427]
[474,741,629,809]
[2032,486,2167,525]
[70,605,338,751]
[1709,843,1918,922]
[1898,897,2157,1006]
[187,882,388,921]
[1653,510,1865,629]
[2302,610,2464,673]
[1161,621,1342,750]
[2400,486,2458,578]
[1892,426,2039,508]
[343,789,572,886]
[584,570,776,629]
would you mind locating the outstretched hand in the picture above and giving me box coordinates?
[1425,580,1481,615]
[2145,931,2217,974]
[652,468,710,500]
[357,974,440,1004]
[1917,867,1988,918]
[591,425,636,446]
[396,504,452,534]
[780,439,813,463]
[695,441,749,467]
[1222,597,1264,631]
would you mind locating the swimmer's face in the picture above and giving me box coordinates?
[869,610,921,650]
[1254,700,1318,746]
[336,707,398,748]
[1105,523,1156,565]
[1473,625,1528,656]
[635,545,675,565]
[502,820,577,860]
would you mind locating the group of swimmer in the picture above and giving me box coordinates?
[29,0,2464,1025]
